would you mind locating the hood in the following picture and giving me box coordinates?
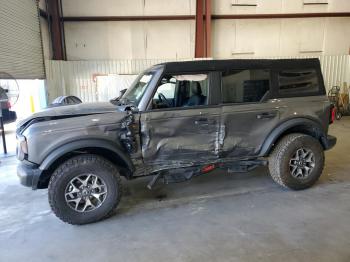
[17,102,119,132]
[39,102,117,117]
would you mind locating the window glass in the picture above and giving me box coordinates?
[222,69,270,103]
[156,78,176,99]
[151,74,209,109]
[122,72,154,106]
[278,69,319,96]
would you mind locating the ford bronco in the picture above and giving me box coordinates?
[16,59,336,224]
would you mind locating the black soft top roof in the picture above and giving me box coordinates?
[154,58,321,73]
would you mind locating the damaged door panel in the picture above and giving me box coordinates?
[220,68,279,157]
[221,103,279,157]
[140,106,221,166]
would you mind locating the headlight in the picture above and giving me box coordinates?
[16,135,28,160]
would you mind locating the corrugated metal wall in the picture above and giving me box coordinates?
[0,0,45,79]
[46,55,350,102]
[46,59,196,102]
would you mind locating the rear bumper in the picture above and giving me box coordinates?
[17,162,42,189]
[323,135,337,150]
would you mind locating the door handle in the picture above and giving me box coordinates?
[256,112,276,119]
[194,117,209,125]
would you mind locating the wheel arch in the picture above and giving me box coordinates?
[37,139,134,189]
[259,117,327,157]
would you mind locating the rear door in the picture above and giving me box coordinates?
[140,72,222,165]
[220,68,280,158]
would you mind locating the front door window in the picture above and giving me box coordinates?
[151,74,209,110]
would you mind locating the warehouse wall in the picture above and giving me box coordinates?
[214,0,350,14]
[212,17,350,58]
[56,0,350,60]
[45,55,350,103]
[64,21,195,60]
[62,0,195,60]
[62,0,196,16]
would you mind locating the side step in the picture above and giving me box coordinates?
[146,160,267,189]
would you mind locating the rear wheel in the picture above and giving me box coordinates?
[336,110,342,120]
[268,133,324,190]
[48,154,122,225]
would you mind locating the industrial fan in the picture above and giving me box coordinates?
[0,72,19,124]
[0,72,20,107]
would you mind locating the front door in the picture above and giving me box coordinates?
[140,72,221,165]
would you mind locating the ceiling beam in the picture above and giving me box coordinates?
[212,12,350,19]
[53,12,350,22]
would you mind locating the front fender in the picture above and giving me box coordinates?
[259,117,327,157]
[39,139,134,172]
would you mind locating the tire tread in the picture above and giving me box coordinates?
[48,154,122,225]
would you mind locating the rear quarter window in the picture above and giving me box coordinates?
[278,68,321,97]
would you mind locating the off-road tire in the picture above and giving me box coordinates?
[48,154,122,225]
[336,111,342,120]
[269,133,324,190]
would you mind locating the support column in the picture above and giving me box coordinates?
[195,0,205,58]
[205,0,211,57]
[47,0,65,60]
[195,0,212,58]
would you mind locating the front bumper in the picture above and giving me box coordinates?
[323,135,337,150]
[17,162,42,189]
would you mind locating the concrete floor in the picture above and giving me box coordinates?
[1,118,350,262]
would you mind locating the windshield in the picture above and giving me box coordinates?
[121,72,154,106]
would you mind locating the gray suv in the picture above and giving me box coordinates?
[16,59,336,225]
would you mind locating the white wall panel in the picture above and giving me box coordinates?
[214,0,350,14]
[62,0,195,16]
[212,18,350,58]
[145,21,194,59]
[65,21,146,60]
[64,20,194,60]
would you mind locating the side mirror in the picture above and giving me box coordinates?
[119,89,127,97]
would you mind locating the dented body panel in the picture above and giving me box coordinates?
[16,58,336,189]
[140,106,221,165]
[21,111,129,166]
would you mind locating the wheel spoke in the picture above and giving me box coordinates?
[91,191,107,202]
[65,183,80,198]
[91,176,102,190]
[82,198,94,212]
[65,174,108,213]
[291,165,298,175]
[289,147,315,179]
[67,197,82,209]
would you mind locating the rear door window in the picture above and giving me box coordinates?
[221,69,270,104]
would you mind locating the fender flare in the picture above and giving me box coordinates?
[259,117,326,157]
[39,139,134,172]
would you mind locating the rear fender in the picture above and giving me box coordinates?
[259,118,327,156]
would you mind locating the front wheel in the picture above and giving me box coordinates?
[48,154,122,225]
[268,133,324,190]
